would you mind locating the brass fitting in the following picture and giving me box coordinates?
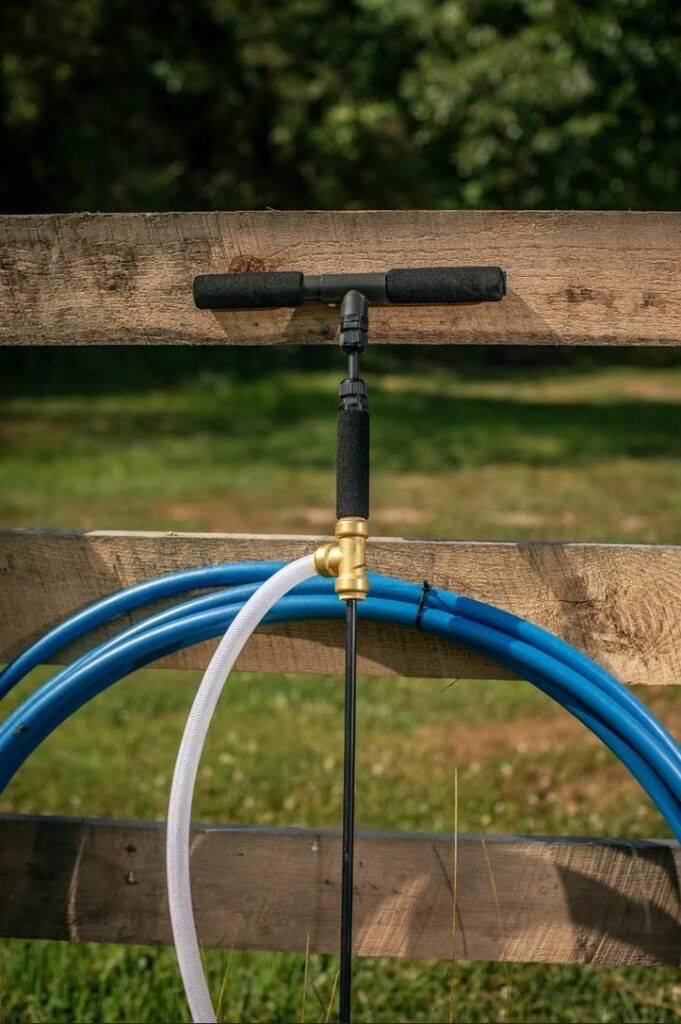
[313,517,369,601]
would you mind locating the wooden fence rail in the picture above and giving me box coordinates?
[1,814,678,966]
[2,211,681,347]
[2,209,680,972]
[2,529,680,685]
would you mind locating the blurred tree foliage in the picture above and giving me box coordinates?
[1,0,679,212]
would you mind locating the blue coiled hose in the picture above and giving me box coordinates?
[1,562,680,839]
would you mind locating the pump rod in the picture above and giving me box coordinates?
[340,597,358,1023]
[336,289,370,1022]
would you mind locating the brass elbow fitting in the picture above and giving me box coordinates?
[313,517,369,601]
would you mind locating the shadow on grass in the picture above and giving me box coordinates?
[3,345,681,398]
[3,379,680,470]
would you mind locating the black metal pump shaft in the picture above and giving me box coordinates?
[340,596,358,1024]
[337,290,370,1023]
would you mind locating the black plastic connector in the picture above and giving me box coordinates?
[339,290,369,356]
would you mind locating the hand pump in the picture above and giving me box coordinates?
[193,263,506,1021]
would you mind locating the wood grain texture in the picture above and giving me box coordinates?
[2,211,681,346]
[2,529,681,684]
[0,814,678,965]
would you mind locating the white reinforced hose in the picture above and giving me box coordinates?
[166,554,317,1023]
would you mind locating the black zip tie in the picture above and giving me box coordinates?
[415,580,432,630]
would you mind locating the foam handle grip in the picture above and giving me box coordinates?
[193,271,304,309]
[336,407,369,519]
[386,266,506,304]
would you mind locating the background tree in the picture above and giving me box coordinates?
[1,0,679,213]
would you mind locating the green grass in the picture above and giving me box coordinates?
[1,670,680,1023]
[3,353,681,541]
[1,351,681,1022]
[1,669,680,1023]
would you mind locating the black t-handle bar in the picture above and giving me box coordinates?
[193,266,506,309]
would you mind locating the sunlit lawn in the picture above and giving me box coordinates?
[1,349,680,1022]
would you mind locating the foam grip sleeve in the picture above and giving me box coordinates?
[386,266,506,304]
[193,271,304,309]
[336,407,370,519]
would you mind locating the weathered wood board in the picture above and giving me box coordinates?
[2,211,681,345]
[0,814,678,965]
[2,529,681,684]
